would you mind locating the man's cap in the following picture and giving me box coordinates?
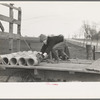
[39,34,47,42]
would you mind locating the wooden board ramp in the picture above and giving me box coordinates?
[86,58,100,72]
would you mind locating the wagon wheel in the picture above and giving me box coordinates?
[6,70,39,82]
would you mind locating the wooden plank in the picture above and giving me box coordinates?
[17,8,21,51]
[1,62,100,74]
[0,3,21,11]
[9,4,13,53]
[0,31,20,39]
[17,7,21,36]
[0,14,21,25]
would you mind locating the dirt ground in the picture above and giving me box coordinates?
[0,40,87,82]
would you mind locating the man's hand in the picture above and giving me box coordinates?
[36,52,48,62]
[43,52,48,59]
[36,52,44,62]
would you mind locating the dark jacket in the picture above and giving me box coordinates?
[41,35,64,54]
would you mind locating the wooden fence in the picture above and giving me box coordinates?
[0,3,21,53]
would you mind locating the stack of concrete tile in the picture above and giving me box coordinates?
[0,51,41,66]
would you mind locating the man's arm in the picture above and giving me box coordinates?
[40,44,47,54]
[0,21,4,32]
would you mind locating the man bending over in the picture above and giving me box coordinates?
[39,34,70,63]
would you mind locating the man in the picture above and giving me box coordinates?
[39,34,70,62]
[0,21,4,32]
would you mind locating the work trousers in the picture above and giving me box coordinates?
[52,40,70,60]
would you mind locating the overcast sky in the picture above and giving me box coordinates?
[1,1,100,38]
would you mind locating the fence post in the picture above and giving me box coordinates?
[93,46,95,60]
[17,7,21,52]
[9,3,14,53]
[86,44,93,60]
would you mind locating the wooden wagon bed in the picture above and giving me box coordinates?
[0,59,99,74]
[0,59,100,82]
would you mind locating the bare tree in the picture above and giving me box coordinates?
[82,21,91,45]
[82,21,91,39]
[82,21,97,46]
